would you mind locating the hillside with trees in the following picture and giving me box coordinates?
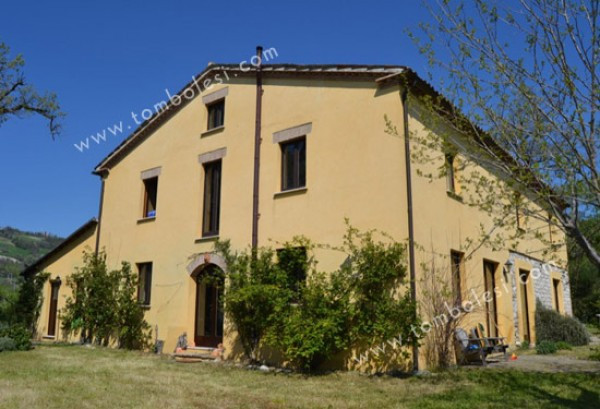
[0,227,63,291]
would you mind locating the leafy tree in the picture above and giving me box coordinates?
[216,240,291,362]
[568,216,600,322]
[0,41,63,136]
[12,271,49,335]
[217,224,420,371]
[61,251,151,349]
[407,0,600,268]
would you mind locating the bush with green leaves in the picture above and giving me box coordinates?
[0,324,31,350]
[535,300,590,346]
[216,241,291,362]
[217,224,420,371]
[555,341,572,351]
[0,336,16,352]
[12,271,50,335]
[61,251,151,349]
[536,341,557,355]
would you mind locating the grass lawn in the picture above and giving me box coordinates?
[0,346,598,409]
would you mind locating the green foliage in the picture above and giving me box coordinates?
[271,271,351,371]
[589,347,600,361]
[535,300,590,346]
[536,341,557,355]
[0,324,32,350]
[12,271,49,334]
[61,251,151,349]
[216,241,291,362]
[518,340,530,350]
[568,217,600,323]
[218,224,420,371]
[0,336,16,352]
[0,41,64,136]
[555,341,572,351]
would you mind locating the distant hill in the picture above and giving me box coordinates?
[0,227,63,289]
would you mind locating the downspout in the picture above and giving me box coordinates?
[401,85,419,372]
[251,46,263,250]
[94,169,109,255]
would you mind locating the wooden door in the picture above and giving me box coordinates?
[48,281,60,336]
[194,267,224,348]
[483,261,499,337]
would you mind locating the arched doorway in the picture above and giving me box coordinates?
[194,264,224,348]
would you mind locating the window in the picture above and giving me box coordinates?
[202,160,222,236]
[207,99,225,130]
[445,153,457,194]
[137,263,152,306]
[143,177,158,218]
[450,250,464,305]
[514,193,522,230]
[277,247,307,300]
[553,278,561,312]
[281,137,306,191]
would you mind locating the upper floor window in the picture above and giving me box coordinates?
[445,153,457,194]
[143,176,158,218]
[207,99,225,130]
[137,262,152,306]
[202,160,222,237]
[281,137,306,191]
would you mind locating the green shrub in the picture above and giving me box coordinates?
[518,340,530,350]
[217,223,420,371]
[0,324,32,351]
[536,341,557,355]
[555,341,572,351]
[61,251,152,349]
[535,300,590,346]
[588,348,600,361]
[0,336,16,352]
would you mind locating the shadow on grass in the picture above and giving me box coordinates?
[409,370,599,409]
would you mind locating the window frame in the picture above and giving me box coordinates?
[202,159,222,237]
[445,153,457,194]
[137,262,153,307]
[143,176,158,219]
[206,99,225,130]
[450,250,464,306]
[280,136,306,192]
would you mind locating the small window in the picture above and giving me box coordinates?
[445,153,457,194]
[553,278,561,312]
[143,177,158,218]
[137,263,152,306]
[202,160,222,236]
[277,247,307,299]
[207,99,225,130]
[515,193,524,231]
[450,250,464,305]
[281,137,306,191]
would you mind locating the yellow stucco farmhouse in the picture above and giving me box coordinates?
[24,52,572,370]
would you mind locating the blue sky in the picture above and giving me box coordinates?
[0,0,433,237]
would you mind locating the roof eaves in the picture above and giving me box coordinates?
[21,218,98,277]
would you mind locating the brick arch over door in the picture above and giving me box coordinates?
[186,252,227,276]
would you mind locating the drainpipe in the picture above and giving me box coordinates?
[95,169,109,255]
[401,86,419,372]
[251,46,263,251]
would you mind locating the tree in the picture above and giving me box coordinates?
[0,41,63,136]
[61,251,151,349]
[408,0,600,268]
